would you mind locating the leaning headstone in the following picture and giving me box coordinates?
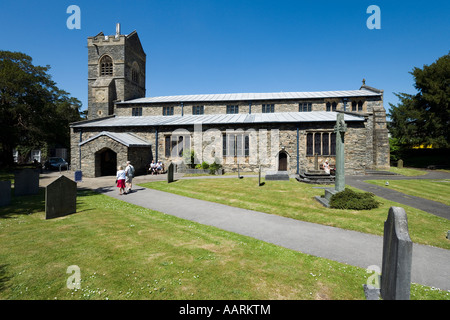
[45,175,77,220]
[167,162,174,183]
[381,207,413,300]
[0,181,11,207]
[397,159,403,169]
[14,168,40,196]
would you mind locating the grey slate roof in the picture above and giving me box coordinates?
[79,131,152,147]
[72,111,365,128]
[116,88,381,105]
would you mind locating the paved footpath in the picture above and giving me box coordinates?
[44,171,450,291]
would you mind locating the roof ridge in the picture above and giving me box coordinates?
[117,89,381,105]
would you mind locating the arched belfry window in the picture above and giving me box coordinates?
[100,55,113,76]
[131,62,140,84]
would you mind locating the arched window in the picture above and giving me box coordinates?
[131,62,140,83]
[100,55,113,76]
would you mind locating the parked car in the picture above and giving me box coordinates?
[44,157,68,170]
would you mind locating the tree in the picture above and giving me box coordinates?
[0,51,82,166]
[388,52,450,148]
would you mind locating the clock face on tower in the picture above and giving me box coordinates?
[95,89,106,102]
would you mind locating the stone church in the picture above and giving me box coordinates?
[70,25,390,178]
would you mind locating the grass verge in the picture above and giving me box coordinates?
[365,179,450,207]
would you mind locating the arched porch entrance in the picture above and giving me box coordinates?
[95,148,117,177]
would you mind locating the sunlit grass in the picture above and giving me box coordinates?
[365,179,450,206]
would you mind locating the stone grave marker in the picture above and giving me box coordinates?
[381,206,413,300]
[0,181,11,207]
[334,112,347,192]
[45,175,77,220]
[14,168,40,196]
[258,165,261,186]
[167,162,174,183]
[315,113,346,207]
[397,159,403,169]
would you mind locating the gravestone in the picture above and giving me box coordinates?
[397,159,403,169]
[45,175,77,219]
[14,169,40,196]
[167,162,174,183]
[0,181,11,207]
[381,207,412,300]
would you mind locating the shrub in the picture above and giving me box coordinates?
[201,161,209,170]
[329,188,381,210]
[208,161,222,175]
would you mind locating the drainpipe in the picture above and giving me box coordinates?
[343,98,348,112]
[155,126,158,163]
[249,102,252,114]
[79,129,82,170]
[296,126,299,175]
[181,102,184,116]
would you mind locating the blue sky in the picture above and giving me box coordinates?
[1,0,449,113]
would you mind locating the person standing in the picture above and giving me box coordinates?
[323,159,330,174]
[116,166,126,195]
[125,160,135,193]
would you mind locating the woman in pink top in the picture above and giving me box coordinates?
[116,166,126,195]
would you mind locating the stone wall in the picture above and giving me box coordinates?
[72,118,373,177]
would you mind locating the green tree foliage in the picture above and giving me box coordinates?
[388,52,450,148]
[0,51,82,165]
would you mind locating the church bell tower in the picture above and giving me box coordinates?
[87,23,146,119]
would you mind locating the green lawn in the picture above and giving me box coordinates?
[386,167,428,176]
[140,178,450,250]
[365,179,450,207]
[1,188,448,300]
